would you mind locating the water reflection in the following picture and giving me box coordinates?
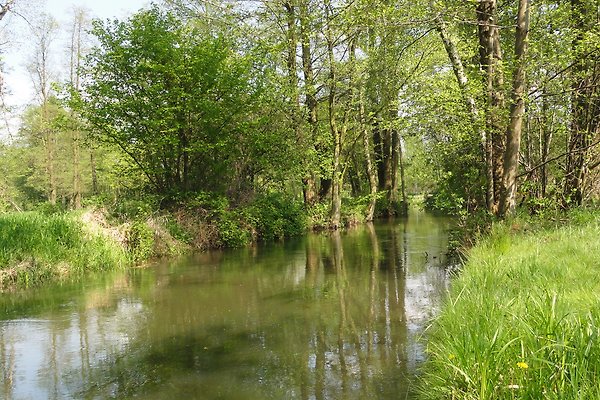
[0,211,452,399]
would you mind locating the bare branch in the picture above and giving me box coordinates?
[0,0,15,21]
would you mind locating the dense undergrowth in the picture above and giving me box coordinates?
[2,191,382,290]
[419,208,600,399]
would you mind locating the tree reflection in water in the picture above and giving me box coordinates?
[0,211,452,399]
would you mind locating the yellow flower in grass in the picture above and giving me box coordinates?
[448,354,456,360]
[517,361,529,370]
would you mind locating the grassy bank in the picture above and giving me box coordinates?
[0,193,309,290]
[0,191,405,290]
[0,212,128,290]
[419,210,600,399]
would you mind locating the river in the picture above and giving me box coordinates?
[0,211,453,399]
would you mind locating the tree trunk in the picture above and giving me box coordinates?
[383,127,393,196]
[72,129,81,209]
[500,0,530,216]
[563,0,600,207]
[373,125,385,191]
[70,11,85,209]
[398,131,408,215]
[285,0,314,206]
[299,0,318,206]
[540,94,553,198]
[477,0,506,214]
[348,155,362,197]
[433,6,492,210]
[325,0,342,229]
[41,105,57,206]
[360,88,378,222]
[90,150,98,195]
[389,126,400,216]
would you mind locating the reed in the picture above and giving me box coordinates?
[419,210,600,399]
[0,211,128,289]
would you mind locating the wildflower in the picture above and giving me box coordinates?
[516,361,528,370]
[448,354,455,360]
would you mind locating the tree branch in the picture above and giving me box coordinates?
[0,0,14,21]
[517,137,600,179]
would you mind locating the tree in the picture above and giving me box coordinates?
[75,7,278,198]
[476,0,506,214]
[66,7,91,209]
[27,12,59,204]
[431,1,490,210]
[500,0,531,215]
[563,0,600,207]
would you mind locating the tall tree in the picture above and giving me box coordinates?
[500,0,531,215]
[76,7,291,198]
[563,0,600,207]
[323,0,343,228]
[431,2,491,210]
[298,0,319,206]
[67,7,90,209]
[476,0,506,214]
[27,13,59,205]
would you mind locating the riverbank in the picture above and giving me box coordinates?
[0,211,129,289]
[0,192,374,290]
[419,209,600,399]
[0,201,300,290]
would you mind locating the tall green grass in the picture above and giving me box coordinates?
[0,212,128,289]
[419,210,600,399]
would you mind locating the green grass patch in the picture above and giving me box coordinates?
[419,209,600,399]
[0,211,128,289]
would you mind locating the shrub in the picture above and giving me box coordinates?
[125,220,155,262]
[217,211,251,247]
[113,198,157,220]
[245,193,306,241]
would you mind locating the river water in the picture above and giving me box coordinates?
[0,211,453,400]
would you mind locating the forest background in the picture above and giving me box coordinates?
[0,0,598,244]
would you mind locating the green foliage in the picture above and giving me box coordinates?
[74,6,293,197]
[216,211,252,248]
[419,210,600,399]
[423,135,485,215]
[162,215,193,244]
[245,193,306,241]
[0,212,127,289]
[374,194,407,218]
[307,202,332,230]
[211,193,306,247]
[125,220,155,262]
[112,198,157,220]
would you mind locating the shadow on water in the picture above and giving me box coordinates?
[0,210,453,400]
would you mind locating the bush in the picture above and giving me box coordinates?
[374,194,408,218]
[125,220,155,262]
[245,193,306,241]
[216,211,251,247]
[113,198,157,220]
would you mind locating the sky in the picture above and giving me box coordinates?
[1,0,150,137]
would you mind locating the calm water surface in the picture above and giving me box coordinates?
[0,211,453,399]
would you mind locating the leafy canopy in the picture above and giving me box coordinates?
[75,6,265,195]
